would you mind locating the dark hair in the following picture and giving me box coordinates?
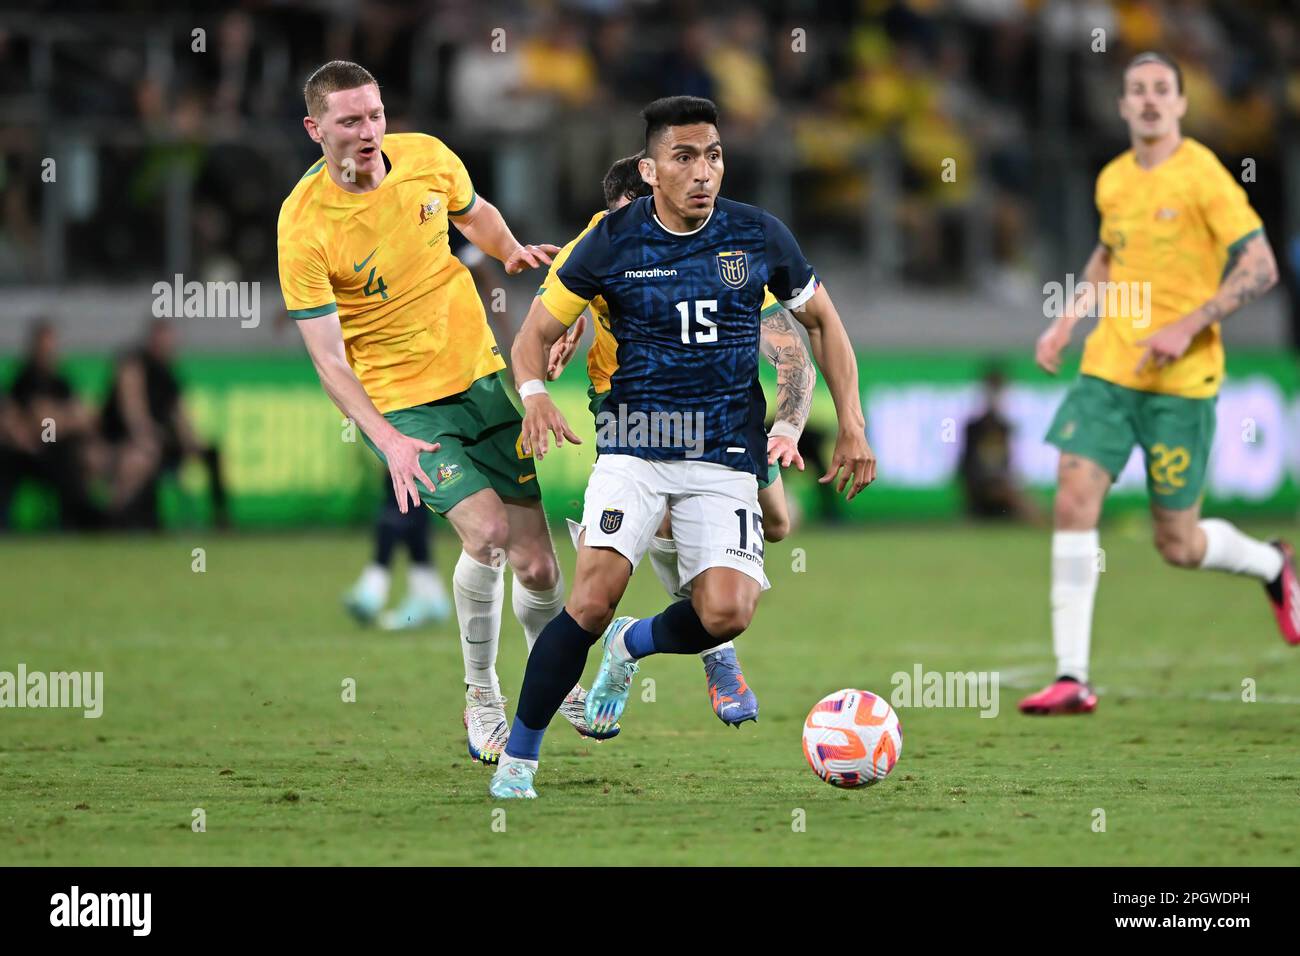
[602,153,651,208]
[1122,51,1182,95]
[304,60,379,117]
[642,95,719,150]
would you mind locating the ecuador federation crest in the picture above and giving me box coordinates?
[599,508,624,534]
[716,250,749,290]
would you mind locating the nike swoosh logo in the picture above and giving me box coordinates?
[517,474,537,484]
[353,248,378,272]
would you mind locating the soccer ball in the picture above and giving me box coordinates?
[802,689,903,787]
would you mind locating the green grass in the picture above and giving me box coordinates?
[1,521,1297,866]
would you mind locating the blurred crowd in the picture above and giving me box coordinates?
[2,0,1298,320]
[0,318,227,531]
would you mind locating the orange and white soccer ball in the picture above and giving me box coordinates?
[802,689,903,787]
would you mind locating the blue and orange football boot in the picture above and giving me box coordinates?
[702,646,758,726]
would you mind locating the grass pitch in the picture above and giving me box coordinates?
[1,521,1296,866]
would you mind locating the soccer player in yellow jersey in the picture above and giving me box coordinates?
[1022,52,1299,715]
[277,61,594,762]
[542,153,817,726]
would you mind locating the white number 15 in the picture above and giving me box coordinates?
[676,299,718,344]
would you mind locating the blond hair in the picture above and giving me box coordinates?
[304,60,379,118]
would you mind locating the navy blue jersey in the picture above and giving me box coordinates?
[542,196,816,476]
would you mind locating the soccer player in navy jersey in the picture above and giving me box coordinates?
[490,96,876,798]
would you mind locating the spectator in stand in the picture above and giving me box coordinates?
[99,319,229,529]
[0,320,104,530]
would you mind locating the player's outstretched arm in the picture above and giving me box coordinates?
[791,285,875,500]
[760,306,816,470]
[1037,242,1110,374]
[1136,233,1279,371]
[296,312,439,513]
[511,296,582,462]
[450,198,560,275]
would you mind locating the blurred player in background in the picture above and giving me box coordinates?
[1024,52,1299,715]
[278,61,595,764]
[492,96,874,798]
[957,365,1042,523]
[542,152,817,727]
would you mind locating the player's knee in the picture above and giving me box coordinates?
[1154,528,1199,568]
[567,589,618,636]
[461,516,511,564]
[1053,489,1099,530]
[513,550,559,591]
[696,591,758,640]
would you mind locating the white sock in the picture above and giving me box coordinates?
[453,551,504,694]
[357,563,390,601]
[700,640,734,659]
[648,536,681,598]
[512,569,565,652]
[1051,530,1100,683]
[408,564,448,603]
[500,753,538,770]
[1198,519,1284,581]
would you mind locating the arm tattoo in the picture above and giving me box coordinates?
[760,307,815,431]
[1209,235,1276,324]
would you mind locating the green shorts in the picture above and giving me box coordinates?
[1045,374,1216,510]
[587,386,775,490]
[365,372,539,515]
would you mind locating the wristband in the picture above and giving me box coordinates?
[518,379,548,400]
[769,421,802,441]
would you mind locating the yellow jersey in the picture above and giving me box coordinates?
[538,210,783,396]
[1082,137,1262,398]
[277,132,504,413]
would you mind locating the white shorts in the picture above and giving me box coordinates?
[575,454,770,591]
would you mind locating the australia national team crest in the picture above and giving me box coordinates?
[418,194,442,224]
[599,508,624,534]
[435,462,462,486]
[716,250,749,290]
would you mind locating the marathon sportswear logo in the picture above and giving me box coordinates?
[0,665,103,718]
[600,509,624,533]
[594,403,705,459]
[623,267,678,279]
[50,886,151,936]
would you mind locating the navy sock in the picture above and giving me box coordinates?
[505,608,600,760]
[402,505,430,565]
[625,599,719,659]
[374,517,399,567]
